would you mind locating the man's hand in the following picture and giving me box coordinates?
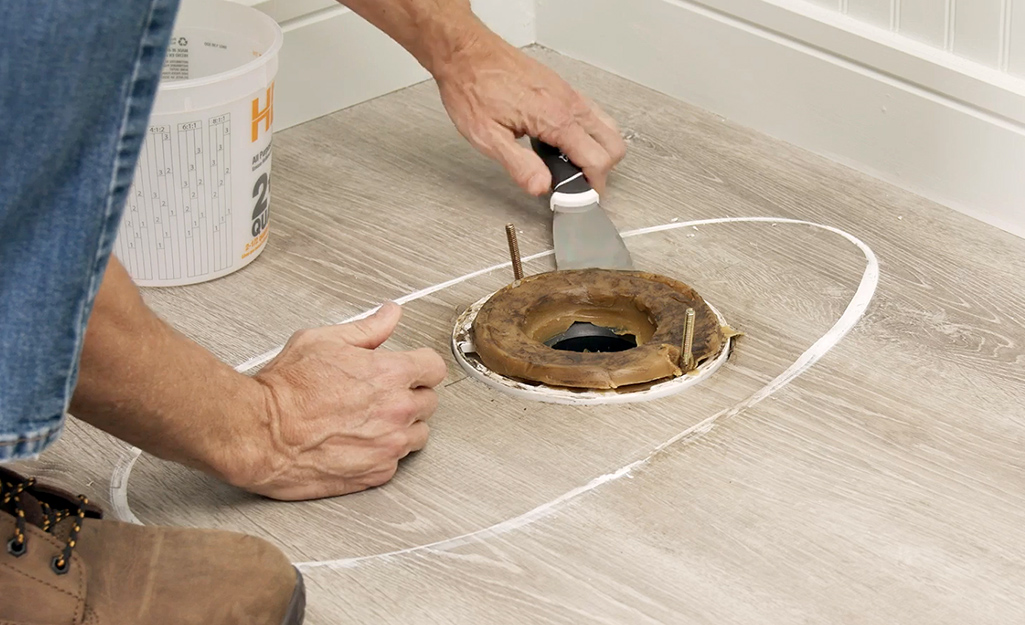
[338,0,627,195]
[71,259,447,501]
[433,31,627,196]
[236,303,447,501]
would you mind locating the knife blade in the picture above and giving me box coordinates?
[530,138,634,271]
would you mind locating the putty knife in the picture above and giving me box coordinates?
[531,138,634,271]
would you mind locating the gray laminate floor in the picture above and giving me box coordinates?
[15,48,1025,624]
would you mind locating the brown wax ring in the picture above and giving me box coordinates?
[471,269,724,389]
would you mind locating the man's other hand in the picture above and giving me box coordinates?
[232,302,447,501]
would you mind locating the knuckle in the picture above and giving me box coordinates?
[540,105,575,137]
[372,431,406,459]
[465,121,497,152]
[405,352,427,379]
[570,94,592,117]
[290,327,315,344]
[384,433,408,457]
[397,361,421,387]
[408,429,429,454]
[419,349,447,382]
[400,392,425,420]
[348,322,374,342]
[370,463,400,487]
[550,112,576,136]
[611,140,627,162]
[291,325,339,348]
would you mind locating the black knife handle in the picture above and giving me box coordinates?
[530,138,594,195]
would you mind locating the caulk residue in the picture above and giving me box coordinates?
[110,216,880,571]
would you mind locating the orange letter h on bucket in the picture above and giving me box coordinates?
[251,83,274,142]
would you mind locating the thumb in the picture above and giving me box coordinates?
[337,301,402,349]
[487,126,551,196]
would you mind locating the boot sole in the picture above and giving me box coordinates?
[282,567,307,625]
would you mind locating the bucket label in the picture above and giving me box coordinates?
[246,171,270,257]
[115,116,235,283]
[114,81,276,286]
[242,83,275,260]
[251,84,274,143]
[252,142,272,172]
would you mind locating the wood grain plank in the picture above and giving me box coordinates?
[13,48,1025,624]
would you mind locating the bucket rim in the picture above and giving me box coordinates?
[159,0,284,93]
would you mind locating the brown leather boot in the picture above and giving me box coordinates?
[1,467,305,625]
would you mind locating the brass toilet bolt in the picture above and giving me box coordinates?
[505,223,524,281]
[681,307,696,371]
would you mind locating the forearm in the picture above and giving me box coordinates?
[69,258,262,482]
[337,0,491,76]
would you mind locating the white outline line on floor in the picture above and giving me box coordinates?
[108,217,880,571]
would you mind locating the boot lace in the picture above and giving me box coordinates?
[2,476,88,575]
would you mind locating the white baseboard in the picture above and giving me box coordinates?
[270,0,534,130]
[536,0,1025,239]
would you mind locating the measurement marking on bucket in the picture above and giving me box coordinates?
[118,115,234,282]
[177,120,202,278]
[210,114,233,273]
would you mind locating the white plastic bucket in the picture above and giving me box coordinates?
[114,0,283,287]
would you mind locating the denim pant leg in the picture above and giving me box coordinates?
[0,0,180,460]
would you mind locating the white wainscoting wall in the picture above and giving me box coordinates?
[805,0,1025,76]
[537,0,1025,238]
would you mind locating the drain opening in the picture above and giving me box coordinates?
[545,322,638,353]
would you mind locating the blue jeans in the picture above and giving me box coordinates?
[0,0,180,460]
